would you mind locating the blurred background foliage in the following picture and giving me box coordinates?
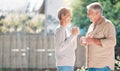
[0,14,45,33]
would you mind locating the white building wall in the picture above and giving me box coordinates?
[46,0,68,21]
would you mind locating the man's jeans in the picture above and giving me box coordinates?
[57,66,74,71]
[88,66,111,71]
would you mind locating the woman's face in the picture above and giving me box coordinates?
[65,12,72,24]
[61,11,72,26]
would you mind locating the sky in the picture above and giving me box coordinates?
[0,0,43,12]
[0,0,26,11]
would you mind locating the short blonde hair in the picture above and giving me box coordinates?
[87,2,103,14]
[58,7,71,20]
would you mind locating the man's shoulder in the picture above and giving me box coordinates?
[104,18,115,28]
[104,18,112,24]
[104,18,113,26]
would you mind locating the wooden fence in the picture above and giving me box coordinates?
[0,33,86,69]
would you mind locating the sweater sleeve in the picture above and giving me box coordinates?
[55,28,77,52]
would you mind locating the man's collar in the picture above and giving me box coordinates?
[95,16,105,25]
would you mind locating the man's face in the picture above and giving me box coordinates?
[87,9,98,23]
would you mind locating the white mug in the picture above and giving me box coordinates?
[81,37,86,44]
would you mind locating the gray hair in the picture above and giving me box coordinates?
[87,2,103,14]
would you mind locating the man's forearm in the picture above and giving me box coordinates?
[93,38,102,47]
